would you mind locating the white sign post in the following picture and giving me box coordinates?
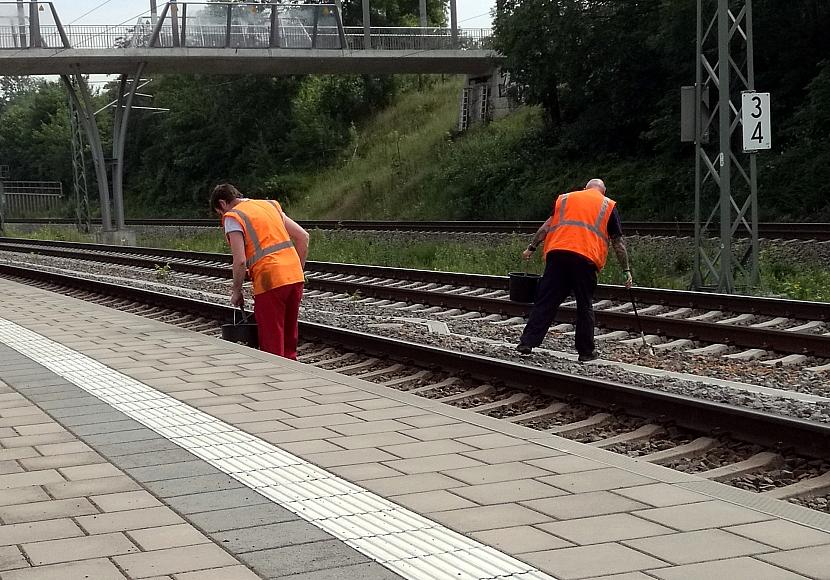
[741,92,772,152]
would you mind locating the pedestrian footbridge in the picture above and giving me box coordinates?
[0,2,505,238]
[0,1,500,75]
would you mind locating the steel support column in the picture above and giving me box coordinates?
[0,179,5,236]
[269,4,280,48]
[311,4,320,49]
[420,0,427,27]
[362,0,370,49]
[16,1,26,48]
[449,0,458,48]
[171,0,180,48]
[28,0,40,47]
[332,0,347,49]
[692,0,759,293]
[111,64,146,232]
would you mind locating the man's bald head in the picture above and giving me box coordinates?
[585,179,606,194]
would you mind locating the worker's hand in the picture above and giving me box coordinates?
[623,270,634,288]
[230,288,244,307]
[522,249,534,260]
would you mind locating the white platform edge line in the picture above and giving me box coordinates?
[0,317,556,580]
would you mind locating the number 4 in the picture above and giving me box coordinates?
[751,122,763,143]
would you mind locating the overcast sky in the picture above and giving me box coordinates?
[51,0,495,28]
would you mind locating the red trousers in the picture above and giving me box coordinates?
[253,282,303,359]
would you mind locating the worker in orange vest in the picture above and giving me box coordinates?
[211,183,309,359]
[517,179,632,362]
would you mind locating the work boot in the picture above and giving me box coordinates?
[516,343,533,355]
[577,350,598,362]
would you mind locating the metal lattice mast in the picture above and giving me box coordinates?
[68,92,91,234]
[0,176,5,237]
[692,0,759,293]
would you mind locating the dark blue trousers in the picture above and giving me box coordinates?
[519,251,598,355]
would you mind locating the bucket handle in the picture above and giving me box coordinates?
[234,305,252,326]
[521,251,531,274]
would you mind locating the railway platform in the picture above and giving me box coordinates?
[0,277,829,580]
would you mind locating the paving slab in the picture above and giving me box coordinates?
[756,543,830,579]
[647,556,809,580]
[470,525,574,553]
[538,513,675,545]
[126,524,211,551]
[21,532,140,565]
[0,558,128,580]
[521,543,669,580]
[623,529,775,565]
[238,540,372,578]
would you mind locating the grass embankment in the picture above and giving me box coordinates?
[9,225,830,302]
[284,78,465,219]
[281,78,691,222]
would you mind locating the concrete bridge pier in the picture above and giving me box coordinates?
[458,69,512,132]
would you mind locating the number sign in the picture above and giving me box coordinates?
[741,92,772,152]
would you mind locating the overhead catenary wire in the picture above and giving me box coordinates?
[66,0,118,25]
[458,10,492,24]
[68,9,152,48]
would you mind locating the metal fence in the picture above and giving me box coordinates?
[0,181,64,218]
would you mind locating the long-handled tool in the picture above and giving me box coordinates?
[628,287,655,356]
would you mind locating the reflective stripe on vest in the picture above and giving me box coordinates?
[544,194,611,243]
[227,207,294,269]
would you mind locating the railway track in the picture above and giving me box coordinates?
[1,262,828,512]
[6,218,830,240]
[1,237,829,364]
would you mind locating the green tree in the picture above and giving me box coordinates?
[340,0,448,26]
[0,76,37,114]
[0,80,72,184]
[123,74,300,213]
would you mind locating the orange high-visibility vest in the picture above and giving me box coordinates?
[224,199,304,295]
[542,188,616,270]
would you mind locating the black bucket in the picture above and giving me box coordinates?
[221,307,259,349]
[508,272,541,303]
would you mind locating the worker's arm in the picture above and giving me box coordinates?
[283,213,310,269]
[522,217,552,260]
[227,231,247,307]
[611,235,633,288]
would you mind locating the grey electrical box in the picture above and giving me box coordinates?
[681,85,710,144]
[681,86,696,142]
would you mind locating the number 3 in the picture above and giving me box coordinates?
[751,96,763,119]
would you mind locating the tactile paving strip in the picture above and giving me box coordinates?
[0,317,556,580]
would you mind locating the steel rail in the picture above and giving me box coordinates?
[5,219,830,240]
[1,238,829,356]
[4,237,828,321]
[0,262,827,458]
[306,277,830,357]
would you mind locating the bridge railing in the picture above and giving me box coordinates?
[343,27,493,50]
[0,1,493,52]
[0,2,69,49]
[147,2,346,49]
[12,24,493,51]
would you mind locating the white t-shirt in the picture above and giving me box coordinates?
[223,198,249,235]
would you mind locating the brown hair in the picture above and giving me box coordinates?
[210,183,242,211]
